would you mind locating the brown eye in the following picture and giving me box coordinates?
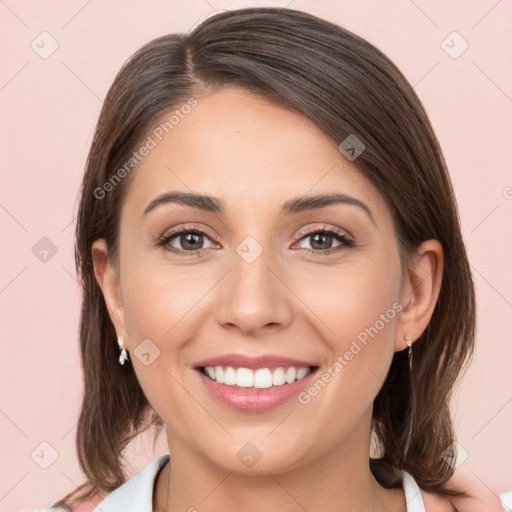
[158,229,216,254]
[295,227,354,256]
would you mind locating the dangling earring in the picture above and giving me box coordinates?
[405,336,412,371]
[117,337,129,365]
[403,335,415,459]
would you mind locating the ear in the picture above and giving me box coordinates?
[91,238,128,341]
[395,239,444,352]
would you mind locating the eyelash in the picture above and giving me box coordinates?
[156,224,355,257]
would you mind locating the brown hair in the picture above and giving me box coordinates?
[59,6,475,508]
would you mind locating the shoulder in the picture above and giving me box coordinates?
[25,507,70,512]
[25,509,57,512]
[421,490,456,512]
[23,455,169,512]
[25,488,114,512]
[25,499,105,512]
[426,470,507,512]
[402,471,455,512]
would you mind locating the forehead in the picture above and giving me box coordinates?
[121,88,388,224]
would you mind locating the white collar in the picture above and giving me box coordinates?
[92,454,169,512]
[93,455,425,512]
[402,470,426,512]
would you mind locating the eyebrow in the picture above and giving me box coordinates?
[142,191,376,225]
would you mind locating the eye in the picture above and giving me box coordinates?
[294,225,354,256]
[156,224,354,257]
[157,227,216,255]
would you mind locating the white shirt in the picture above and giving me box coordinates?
[29,454,426,511]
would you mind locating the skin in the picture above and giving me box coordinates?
[92,87,445,512]
[424,471,505,512]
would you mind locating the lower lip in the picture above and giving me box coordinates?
[195,367,318,412]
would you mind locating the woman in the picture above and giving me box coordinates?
[29,7,505,512]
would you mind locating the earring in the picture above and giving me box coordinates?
[405,336,412,371]
[117,337,129,365]
[403,335,415,459]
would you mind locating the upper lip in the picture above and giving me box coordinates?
[193,353,318,370]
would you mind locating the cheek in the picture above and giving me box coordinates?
[335,267,399,359]
[293,255,401,408]
[120,246,211,342]
[296,254,400,341]
[118,254,207,418]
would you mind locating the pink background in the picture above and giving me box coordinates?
[1,1,511,511]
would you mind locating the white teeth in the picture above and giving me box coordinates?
[223,366,237,385]
[272,367,286,386]
[285,367,296,384]
[236,368,254,387]
[254,369,272,389]
[202,366,312,388]
[296,367,309,380]
[215,366,224,384]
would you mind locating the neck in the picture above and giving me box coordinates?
[153,415,406,512]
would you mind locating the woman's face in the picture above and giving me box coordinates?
[96,87,413,475]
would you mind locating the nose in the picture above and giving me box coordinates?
[214,239,293,337]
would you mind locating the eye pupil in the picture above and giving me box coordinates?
[310,232,332,250]
[181,232,203,250]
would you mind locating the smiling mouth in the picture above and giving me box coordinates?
[197,365,319,389]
